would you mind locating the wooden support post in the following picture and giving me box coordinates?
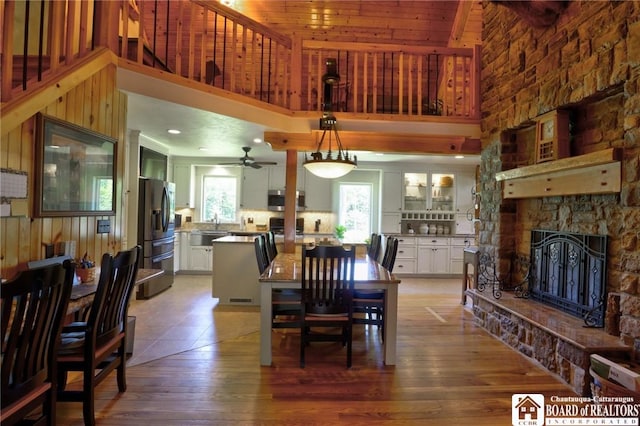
[283,150,298,253]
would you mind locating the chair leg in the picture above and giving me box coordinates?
[346,326,352,368]
[46,386,55,426]
[83,366,96,426]
[117,343,127,392]
[300,328,306,368]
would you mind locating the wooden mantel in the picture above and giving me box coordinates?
[495,148,622,199]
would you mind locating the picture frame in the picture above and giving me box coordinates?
[34,113,117,217]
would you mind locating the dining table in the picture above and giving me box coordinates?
[67,268,164,315]
[258,252,401,366]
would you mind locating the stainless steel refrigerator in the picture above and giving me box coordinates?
[137,178,175,299]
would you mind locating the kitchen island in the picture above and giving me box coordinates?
[211,235,319,305]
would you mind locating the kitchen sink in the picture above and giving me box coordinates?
[190,230,227,246]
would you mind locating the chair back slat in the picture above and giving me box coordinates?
[302,245,355,315]
[1,261,74,408]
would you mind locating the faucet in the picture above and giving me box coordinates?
[214,213,219,230]
[314,219,321,232]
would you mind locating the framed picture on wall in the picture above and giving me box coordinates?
[34,113,117,217]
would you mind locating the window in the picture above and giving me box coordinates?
[202,175,237,222]
[94,177,113,210]
[338,183,372,242]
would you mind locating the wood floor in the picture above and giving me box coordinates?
[55,276,576,425]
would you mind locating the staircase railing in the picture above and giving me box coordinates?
[1,0,480,120]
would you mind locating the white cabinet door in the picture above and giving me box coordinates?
[241,167,269,209]
[381,212,401,234]
[394,237,416,274]
[269,166,305,190]
[417,237,450,274]
[382,171,402,212]
[417,245,450,274]
[269,166,285,189]
[455,171,476,214]
[189,247,212,271]
[180,233,190,271]
[455,213,475,235]
[304,171,332,211]
[450,236,473,274]
[173,164,193,208]
[174,233,181,273]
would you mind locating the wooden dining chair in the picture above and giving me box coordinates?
[300,245,356,368]
[256,236,301,328]
[254,235,270,274]
[56,245,141,426]
[265,231,278,262]
[1,260,75,426]
[353,237,398,340]
[367,233,382,262]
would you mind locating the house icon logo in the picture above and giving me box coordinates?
[512,394,544,426]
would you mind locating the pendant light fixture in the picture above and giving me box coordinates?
[303,58,357,179]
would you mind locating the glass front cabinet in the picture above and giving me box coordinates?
[403,172,455,212]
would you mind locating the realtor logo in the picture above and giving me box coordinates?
[512,394,544,426]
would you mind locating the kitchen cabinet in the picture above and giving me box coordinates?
[455,213,475,235]
[417,237,450,274]
[381,212,402,234]
[174,232,181,273]
[381,172,402,233]
[382,172,402,212]
[189,246,213,272]
[241,167,269,209]
[269,166,304,191]
[173,164,194,208]
[455,171,476,214]
[179,232,190,271]
[403,172,455,212]
[393,236,416,275]
[304,171,332,211]
[450,236,473,275]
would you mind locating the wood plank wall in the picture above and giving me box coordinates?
[0,65,126,279]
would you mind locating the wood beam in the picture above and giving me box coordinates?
[265,131,481,156]
[283,150,297,254]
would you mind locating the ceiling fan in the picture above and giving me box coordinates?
[218,146,277,169]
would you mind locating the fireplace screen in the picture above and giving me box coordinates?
[529,230,608,327]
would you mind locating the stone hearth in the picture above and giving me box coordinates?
[466,288,631,395]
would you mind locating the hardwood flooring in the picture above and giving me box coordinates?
[55,276,576,425]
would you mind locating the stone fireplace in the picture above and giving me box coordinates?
[473,1,640,395]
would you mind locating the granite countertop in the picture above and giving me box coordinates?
[214,235,321,245]
[389,233,476,238]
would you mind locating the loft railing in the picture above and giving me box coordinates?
[1,0,480,119]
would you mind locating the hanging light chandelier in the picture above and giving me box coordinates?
[304,114,357,179]
[303,58,357,179]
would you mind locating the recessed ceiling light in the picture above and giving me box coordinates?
[253,138,262,143]
[375,153,384,156]
[455,155,465,159]
[167,129,181,134]
[199,147,209,151]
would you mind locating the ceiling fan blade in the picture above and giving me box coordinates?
[255,161,278,166]
[249,163,262,169]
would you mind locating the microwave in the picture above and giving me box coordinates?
[267,190,305,211]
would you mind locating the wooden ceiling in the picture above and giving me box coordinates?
[231,1,483,49]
